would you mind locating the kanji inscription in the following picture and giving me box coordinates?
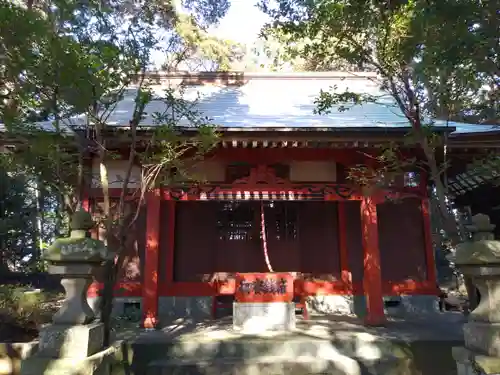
[235,273,294,303]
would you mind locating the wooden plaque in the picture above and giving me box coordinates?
[235,273,294,303]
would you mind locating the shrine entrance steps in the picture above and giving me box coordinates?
[145,338,398,375]
[116,314,465,375]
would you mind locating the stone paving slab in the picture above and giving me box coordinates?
[120,312,466,344]
[114,313,465,375]
[147,355,403,375]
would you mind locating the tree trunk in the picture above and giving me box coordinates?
[418,129,478,310]
[97,149,114,347]
[34,179,44,262]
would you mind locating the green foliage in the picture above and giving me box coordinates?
[0,285,60,327]
[0,0,226,216]
[259,0,498,176]
[165,13,243,71]
[240,32,301,72]
[136,86,219,187]
[0,1,223,340]
[1,0,159,223]
[1,0,238,128]
[413,1,499,125]
[182,0,230,26]
[259,0,499,125]
[0,157,51,271]
[345,143,419,189]
[258,0,497,244]
[314,89,378,114]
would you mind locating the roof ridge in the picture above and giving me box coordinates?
[137,70,379,82]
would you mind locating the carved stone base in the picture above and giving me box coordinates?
[48,263,97,324]
[453,346,500,375]
[233,302,296,333]
[38,322,104,359]
[464,322,500,357]
[20,347,115,375]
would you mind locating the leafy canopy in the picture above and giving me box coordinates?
[259,0,499,244]
[0,0,227,264]
[259,0,499,125]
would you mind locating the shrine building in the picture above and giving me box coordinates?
[76,71,499,328]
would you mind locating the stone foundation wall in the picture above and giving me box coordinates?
[158,296,213,320]
[88,294,439,320]
[300,295,439,317]
[305,295,440,317]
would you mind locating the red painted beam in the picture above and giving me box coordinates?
[89,185,424,202]
[96,279,440,298]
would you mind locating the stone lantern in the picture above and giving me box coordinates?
[44,210,113,325]
[451,214,500,375]
[21,210,115,375]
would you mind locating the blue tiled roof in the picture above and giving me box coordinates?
[103,77,412,128]
[7,73,499,135]
[179,78,408,128]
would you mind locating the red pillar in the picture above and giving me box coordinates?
[337,202,351,289]
[81,154,91,213]
[81,194,90,212]
[361,196,386,326]
[165,200,176,292]
[142,189,161,329]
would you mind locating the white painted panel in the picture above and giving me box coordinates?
[91,158,226,187]
[91,159,141,188]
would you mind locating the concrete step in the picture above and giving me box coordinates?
[139,337,408,375]
[127,329,460,375]
[147,355,402,375]
[133,335,400,361]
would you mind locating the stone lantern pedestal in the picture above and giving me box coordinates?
[450,214,500,375]
[21,211,115,375]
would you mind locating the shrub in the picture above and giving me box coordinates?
[0,285,60,328]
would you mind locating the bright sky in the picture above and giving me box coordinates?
[208,0,270,44]
[151,0,269,68]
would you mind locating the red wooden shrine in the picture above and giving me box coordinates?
[85,142,437,329]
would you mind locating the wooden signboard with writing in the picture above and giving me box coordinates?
[235,273,294,303]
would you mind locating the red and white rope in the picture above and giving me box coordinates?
[260,201,274,272]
